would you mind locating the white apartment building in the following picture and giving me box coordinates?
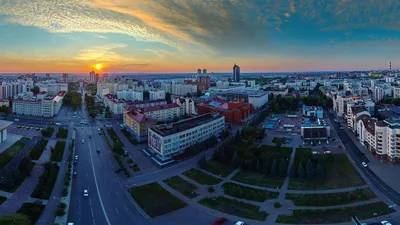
[103,94,126,115]
[333,95,350,117]
[12,91,65,117]
[89,71,95,83]
[36,82,68,95]
[394,87,400,98]
[346,104,370,132]
[248,92,269,109]
[173,97,196,116]
[148,113,225,162]
[117,90,143,101]
[0,82,26,99]
[138,103,180,122]
[373,86,384,102]
[149,90,166,100]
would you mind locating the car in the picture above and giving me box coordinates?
[362,162,368,167]
[235,222,245,225]
[88,134,92,138]
[83,189,89,197]
[14,119,20,122]
[381,221,392,225]
[73,172,77,178]
[213,218,227,225]
[75,155,78,160]
[340,126,344,129]
[82,139,84,144]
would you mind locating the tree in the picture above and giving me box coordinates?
[297,162,305,178]
[270,159,277,177]
[231,151,240,168]
[165,92,172,104]
[248,136,254,145]
[0,213,30,225]
[306,159,315,180]
[255,159,261,171]
[198,154,207,169]
[31,86,40,94]
[235,130,241,143]
[264,159,271,175]
[279,158,287,178]
[173,116,179,122]
[316,163,325,179]
[288,165,296,178]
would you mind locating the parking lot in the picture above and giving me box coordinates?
[8,124,43,138]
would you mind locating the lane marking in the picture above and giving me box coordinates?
[91,207,94,217]
[114,208,119,214]
[124,206,129,212]
[88,127,112,225]
[115,192,119,196]
[89,197,92,206]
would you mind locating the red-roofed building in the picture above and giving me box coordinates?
[123,106,157,142]
[197,100,254,125]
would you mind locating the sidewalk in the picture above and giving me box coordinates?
[0,164,44,216]
[37,126,73,225]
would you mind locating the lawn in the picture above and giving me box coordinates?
[0,162,35,192]
[17,201,45,225]
[276,201,390,224]
[222,182,279,202]
[198,197,268,221]
[31,163,59,199]
[286,188,377,206]
[0,141,26,169]
[272,137,287,144]
[50,141,66,162]
[232,171,285,188]
[107,128,124,147]
[163,176,198,199]
[130,182,187,218]
[288,152,366,190]
[55,127,68,139]
[204,160,236,177]
[0,196,6,205]
[120,128,139,145]
[29,140,48,160]
[183,168,222,185]
[41,126,55,137]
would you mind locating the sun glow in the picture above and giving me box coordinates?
[95,63,102,70]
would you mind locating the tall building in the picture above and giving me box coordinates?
[196,76,211,91]
[46,74,51,80]
[203,69,207,74]
[62,73,68,83]
[94,73,100,83]
[233,63,240,82]
[149,90,166,100]
[89,71,95,83]
[197,69,201,76]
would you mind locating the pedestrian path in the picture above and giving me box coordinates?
[0,164,44,216]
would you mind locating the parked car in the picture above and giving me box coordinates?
[381,221,393,225]
[213,218,227,225]
[362,162,368,167]
[235,222,245,225]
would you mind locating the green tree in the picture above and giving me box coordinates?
[288,164,296,178]
[198,154,207,169]
[231,151,240,168]
[306,159,315,180]
[297,162,305,178]
[0,213,30,225]
[279,158,287,178]
[270,159,277,177]
[165,92,172,103]
[316,163,325,179]
[255,159,260,171]
[31,86,40,94]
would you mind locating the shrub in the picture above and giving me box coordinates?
[62,187,68,197]
[41,127,55,137]
[208,186,215,193]
[274,202,282,208]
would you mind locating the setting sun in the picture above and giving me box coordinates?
[95,64,102,70]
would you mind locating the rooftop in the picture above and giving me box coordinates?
[0,120,13,131]
[150,113,223,137]
[140,103,179,113]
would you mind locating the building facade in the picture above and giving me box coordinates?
[12,91,65,117]
[148,114,225,162]
[149,90,166,100]
[233,63,240,82]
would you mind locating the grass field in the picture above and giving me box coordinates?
[276,201,390,224]
[222,182,279,202]
[130,182,187,218]
[288,149,365,190]
[286,188,377,206]
[204,160,236,177]
[232,171,285,188]
[199,197,268,221]
[183,168,222,185]
[163,176,198,199]
[0,141,26,169]
[50,141,66,162]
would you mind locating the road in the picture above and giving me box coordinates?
[326,111,400,206]
[67,90,151,225]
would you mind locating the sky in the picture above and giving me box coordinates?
[0,0,399,74]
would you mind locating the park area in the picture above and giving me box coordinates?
[276,201,390,224]
[51,141,66,162]
[198,197,268,221]
[0,141,26,169]
[163,176,198,199]
[31,163,59,199]
[130,182,187,218]
[288,148,365,190]
[183,168,222,185]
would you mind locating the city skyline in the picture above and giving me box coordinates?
[1,0,400,73]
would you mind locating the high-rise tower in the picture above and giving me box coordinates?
[233,63,240,82]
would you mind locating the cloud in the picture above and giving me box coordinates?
[74,44,127,61]
[96,35,107,39]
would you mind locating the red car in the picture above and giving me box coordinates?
[213,218,227,225]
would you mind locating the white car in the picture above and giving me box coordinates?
[82,139,85,144]
[362,162,368,167]
[83,189,89,197]
[235,222,245,225]
[381,221,392,225]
